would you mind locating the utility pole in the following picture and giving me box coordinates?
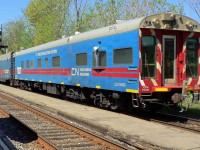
[0,24,8,54]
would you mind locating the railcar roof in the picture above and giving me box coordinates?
[16,17,145,56]
[16,13,200,56]
[0,52,11,60]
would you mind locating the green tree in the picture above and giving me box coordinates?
[118,0,184,20]
[93,0,125,26]
[68,0,126,32]
[81,0,184,31]
[3,0,185,51]
[3,18,34,52]
[65,0,91,36]
[24,0,70,45]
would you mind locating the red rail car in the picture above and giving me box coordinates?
[138,13,200,108]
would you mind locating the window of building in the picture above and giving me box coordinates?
[26,60,30,69]
[114,48,132,64]
[37,59,42,68]
[21,61,24,69]
[52,56,60,67]
[76,53,87,66]
[93,51,107,67]
[186,38,198,77]
[141,36,156,78]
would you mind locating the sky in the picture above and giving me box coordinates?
[0,0,199,25]
[0,0,30,25]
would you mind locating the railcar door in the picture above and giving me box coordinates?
[163,35,176,85]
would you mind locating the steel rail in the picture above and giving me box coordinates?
[0,107,45,150]
[151,112,200,134]
[0,91,131,150]
[0,107,58,150]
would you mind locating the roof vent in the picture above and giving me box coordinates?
[162,13,171,20]
[170,14,176,20]
[116,20,126,24]
[186,21,193,28]
[152,18,160,25]
[75,31,80,35]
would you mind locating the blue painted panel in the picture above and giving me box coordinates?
[15,30,140,92]
[0,57,11,81]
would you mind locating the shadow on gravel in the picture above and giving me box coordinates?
[0,116,38,144]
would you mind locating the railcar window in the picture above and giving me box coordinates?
[21,61,24,69]
[93,51,106,67]
[52,56,60,67]
[186,39,198,77]
[26,60,30,69]
[113,48,132,64]
[76,53,87,66]
[37,59,42,68]
[141,36,156,78]
[31,60,34,68]
[45,58,48,65]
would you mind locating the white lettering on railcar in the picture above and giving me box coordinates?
[71,68,79,76]
[71,68,91,76]
[109,26,117,31]
[194,84,200,90]
[17,67,21,74]
[5,70,9,74]
[36,49,57,56]
[114,82,126,87]
[141,86,150,91]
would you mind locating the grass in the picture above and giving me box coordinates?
[159,101,200,119]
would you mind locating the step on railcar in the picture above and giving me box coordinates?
[0,13,200,111]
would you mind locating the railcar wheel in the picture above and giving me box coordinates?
[110,99,124,111]
[19,82,27,90]
[94,97,100,106]
[99,95,110,108]
[110,105,119,110]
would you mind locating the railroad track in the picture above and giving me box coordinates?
[150,112,200,134]
[0,91,135,150]
[0,109,42,150]
[0,110,17,150]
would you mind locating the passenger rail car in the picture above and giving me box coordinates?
[0,13,200,110]
[0,52,13,83]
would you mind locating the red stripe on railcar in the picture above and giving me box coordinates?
[92,73,139,78]
[92,68,139,78]
[0,70,6,74]
[21,68,71,76]
[98,68,138,72]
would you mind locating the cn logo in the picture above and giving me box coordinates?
[71,68,79,76]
